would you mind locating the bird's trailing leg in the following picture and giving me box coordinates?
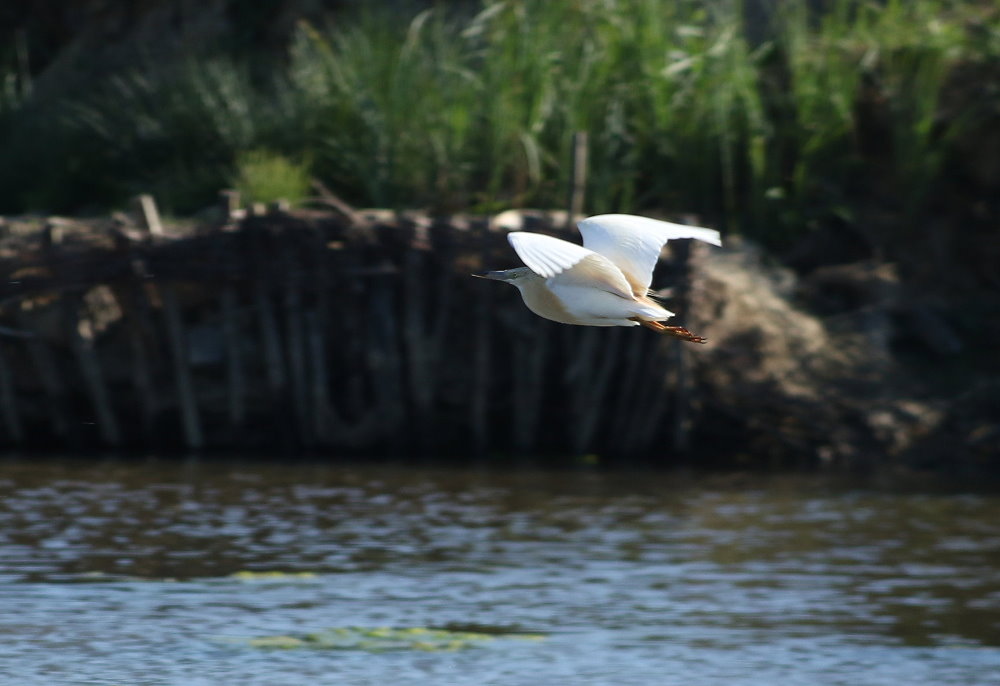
[629,317,707,344]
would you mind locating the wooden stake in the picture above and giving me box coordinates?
[308,227,334,443]
[564,327,599,454]
[269,199,291,214]
[611,330,649,452]
[340,244,368,420]
[219,189,241,221]
[304,311,336,444]
[18,309,70,439]
[254,277,285,394]
[0,341,23,444]
[247,226,291,446]
[634,340,673,454]
[511,313,548,453]
[160,284,203,450]
[64,294,121,446]
[111,231,158,441]
[124,283,160,442]
[669,239,693,456]
[221,285,245,428]
[282,243,309,446]
[134,194,164,237]
[471,222,493,455]
[566,131,589,228]
[42,222,64,250]
[576,328,621,454]
[367,278,405,444]
[402,248,433,448]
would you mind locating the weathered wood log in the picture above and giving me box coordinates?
[0,324,34,339]
[310,179,360,225]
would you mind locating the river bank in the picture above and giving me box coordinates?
[0,204,996,471]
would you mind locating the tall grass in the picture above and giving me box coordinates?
[0,30,30,118]
[288,11,482,209]
[284,0,773,221]
[0,0,993,245]
[863,0,970,213]
[775,0,981,229]
[0,66,27,120]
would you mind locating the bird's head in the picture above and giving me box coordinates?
[471,267,534,285]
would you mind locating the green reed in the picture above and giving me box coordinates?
[0,0,991,246]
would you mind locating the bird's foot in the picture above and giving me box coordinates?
[630,318,708,344]
[662,326,707,344]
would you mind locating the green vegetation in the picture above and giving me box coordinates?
[233,150,312,207]
[1,0,997,245]
[228,569,318,581]
[229,626,545,652]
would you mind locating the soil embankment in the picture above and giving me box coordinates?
[0,207,995,471]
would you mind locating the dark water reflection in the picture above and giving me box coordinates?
[1,458,999,685]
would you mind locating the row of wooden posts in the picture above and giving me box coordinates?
[0,196,697,459]
[0,130,700,458]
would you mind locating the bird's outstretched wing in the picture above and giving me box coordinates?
[577,214,722,297]
[507,231,634,300]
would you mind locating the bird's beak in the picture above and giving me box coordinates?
[471,271,504,281]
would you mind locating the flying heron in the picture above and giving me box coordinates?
[474,213,721,343]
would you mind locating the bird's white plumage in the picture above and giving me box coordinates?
[487,213,721,333]
[507,231,589,278]
[577,214,721,296]
[507,231,634,300]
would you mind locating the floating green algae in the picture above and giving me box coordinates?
[232,626,545,652]
[228,570,318,581]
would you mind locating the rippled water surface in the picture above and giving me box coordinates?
[2,458,999,685]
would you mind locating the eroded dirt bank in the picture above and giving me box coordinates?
[0,208,996,472]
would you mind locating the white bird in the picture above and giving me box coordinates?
[474,213,721,343]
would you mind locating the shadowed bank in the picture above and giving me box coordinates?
[0,206,996,471]
[0,0,998,470]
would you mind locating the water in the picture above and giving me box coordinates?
[1,458,999,686]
